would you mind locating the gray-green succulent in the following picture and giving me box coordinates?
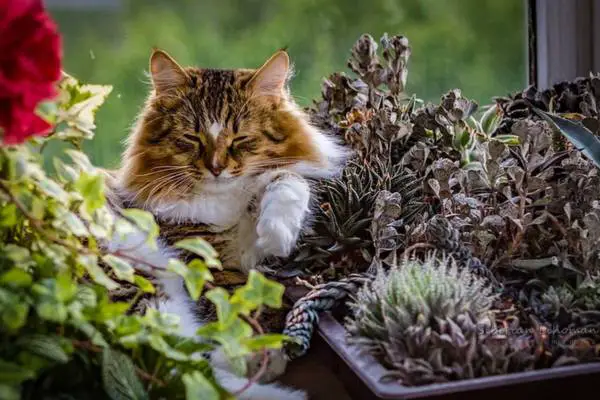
[344,254,537,385]
[346,254,495,340]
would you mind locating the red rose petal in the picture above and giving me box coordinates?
[0,0,62,145]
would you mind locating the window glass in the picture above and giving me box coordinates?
[48,0,527,167]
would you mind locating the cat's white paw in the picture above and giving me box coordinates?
[256,218,298,258]
[255,175,310,259]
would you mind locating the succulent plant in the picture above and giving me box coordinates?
[495,73,600,129]
[345,254,495,337]
[275,158,425,281]
[423,214,490,279]
[574,273,600,310]
[271,32,600,380]
[344,254,537,385]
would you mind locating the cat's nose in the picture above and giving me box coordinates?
[207,164,224,177]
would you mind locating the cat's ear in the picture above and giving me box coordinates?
[149,49,188,92]
[247,50,290,98]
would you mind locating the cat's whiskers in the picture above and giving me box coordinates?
[133,165,191,178]
[151,165,191,172]
[135,172,185,197]
[132,170,192,205]
[242,157,308,174]
[147,173,193,209]
[145,171,192,199]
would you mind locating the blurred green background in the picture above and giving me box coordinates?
[47,0,526,168]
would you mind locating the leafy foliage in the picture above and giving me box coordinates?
[0,73,287,399]
[298,32,600,386]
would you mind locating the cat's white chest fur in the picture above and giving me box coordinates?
[152,178,251,227]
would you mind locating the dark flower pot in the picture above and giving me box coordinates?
[309,310,600,399]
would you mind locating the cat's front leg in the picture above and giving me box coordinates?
[242,171,310,269]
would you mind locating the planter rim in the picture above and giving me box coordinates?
[316,311,600,399]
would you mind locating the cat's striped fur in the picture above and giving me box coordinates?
[101,48,349,400]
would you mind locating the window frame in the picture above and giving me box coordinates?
[529,0,599,89]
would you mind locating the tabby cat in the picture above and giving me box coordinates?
[103,48,348,399]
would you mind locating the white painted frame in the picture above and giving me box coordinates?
[532,0,599,88]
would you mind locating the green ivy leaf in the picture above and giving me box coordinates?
[197,319,253,374]
[166,258,187,276]
[205,288,238,328]
[36,100,59,125]
[37,301,67,323]
[78,254,118,290]
[56,272,78,302]
[0,268,32,288]
[65,149,94,173]
[242,334,289,351]
[36,178,70,204]
[4,245,31,265]
[121,209,159,250]
[60,210,89,237]
[53,158,79,184]
[147,335,188,361]
[141,308,180,335]
[73,320,108,347]
[75,172,106,214]
[5,151,28,180]
[0,204,18,227]
[231,270,284,312]
[0,384,20,400]
[182,371,219,400]
[133,275,155,294]
[174,238,221,269]
[113,218,136,240]
[2,303,29,331]
[0,360,35,384]
[28,195,46,220]
[168,259,213,301]
[101,348,148,400]
[17,334,71,364]
[186,259,213,301]
[75,286,98,308]
[63,80,112,132]
[102,255,134,283]
[59,74,92,109]
[98,302,130,322]
[114,316,142,338]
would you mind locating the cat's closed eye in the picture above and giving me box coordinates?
[174,134,203,151]
[230,135,257,153]
[183,133,203,145]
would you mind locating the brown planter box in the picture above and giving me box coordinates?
[284,289,600,399]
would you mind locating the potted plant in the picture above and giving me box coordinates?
[0,3,292,399]
[277,33,600,399]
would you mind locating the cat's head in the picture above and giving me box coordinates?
[118,48,348,205]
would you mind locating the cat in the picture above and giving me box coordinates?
[102,48,349,399]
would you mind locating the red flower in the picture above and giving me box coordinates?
[0,0,62,145]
